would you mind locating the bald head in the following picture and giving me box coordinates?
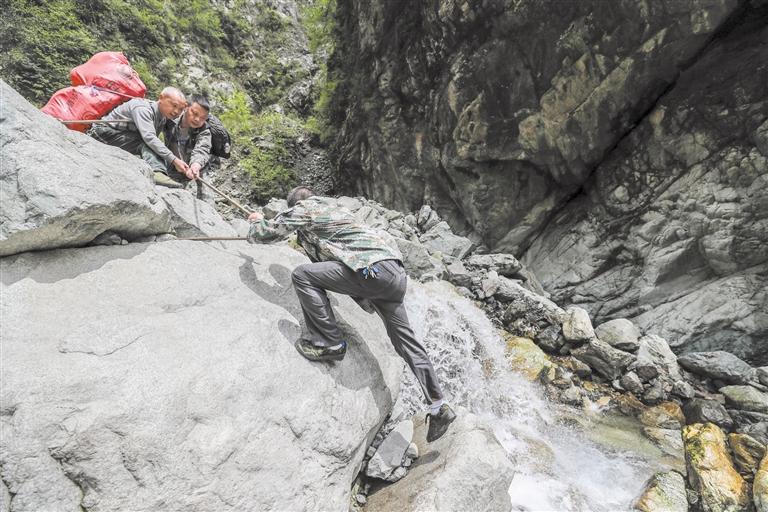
[157,87,186,120]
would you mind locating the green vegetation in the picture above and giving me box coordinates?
[220,91,302,202]
[1,0,98,102]
[0,0,341,203]
[300,0,336,54]
[299,0,338,143]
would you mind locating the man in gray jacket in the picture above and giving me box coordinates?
[162,94,213,194]
[89,87,190,187]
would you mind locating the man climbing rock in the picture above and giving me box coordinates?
[162,94,213,196]
[88,87,190,187]
[247,186,457,442]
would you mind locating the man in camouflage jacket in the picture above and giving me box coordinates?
[248,186,456,442]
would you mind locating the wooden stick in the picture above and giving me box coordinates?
[59,119,133,125]
[198,178,253,216]
[177,236,248,241]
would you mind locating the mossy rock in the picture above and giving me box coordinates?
[683,423,750,512]
[503,334,552,381]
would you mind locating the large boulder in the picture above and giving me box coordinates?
[562,306,595,342]
[633,335,683,383]
[364,412,515,512]
[594,319,641,352]
[571,339,636,381]
[418,221,473,259]
[727,433,765,479]
[719,386,768,414]
[499,279,567,351]
[683,422,750,512]
[0,80,171,257]
[0,241,403,511]
[677,351,757,385]
[683,399,734,431]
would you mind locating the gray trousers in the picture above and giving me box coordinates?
[291,259,444,404]
[89,126,166,173]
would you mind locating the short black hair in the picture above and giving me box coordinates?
[189,94,210,112]
[286,186,317,207]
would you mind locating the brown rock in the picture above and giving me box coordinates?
[755,453,768,512]
[683,423,750,512]
[640,402,686,429]
[727,433,766,479]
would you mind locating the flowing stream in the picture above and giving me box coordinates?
[391,280,680,511]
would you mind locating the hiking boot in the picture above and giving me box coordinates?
[153,171,183,188]
[295,338,347,362]
[426,404,457,442]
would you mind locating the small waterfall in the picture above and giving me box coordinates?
[393,280,676,511]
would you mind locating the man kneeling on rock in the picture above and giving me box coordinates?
[88,87,191,187]
[247,186,456,442]
[161,94,214,194]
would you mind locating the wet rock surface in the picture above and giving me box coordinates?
[0,241,402,511]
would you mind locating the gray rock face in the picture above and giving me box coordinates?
[0,81,171,257]
[0,241,402,511]
[594,319,641,352]
[499,280,567,351]
[571,339,636,381]
[330,0,767,363]
[395,237,446,280]
[633,335,683,384]
[720,386,768,414]
[678,351,757,385]
[364,412,515,512]
[419,221,473,259]
[366,420,414,481]
[160,189,238,238]
[229,218,252,237]
[521,13,768,364]
[562,306,595,342]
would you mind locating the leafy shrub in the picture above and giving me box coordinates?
[1,0,97,104]
[220,90,303,201]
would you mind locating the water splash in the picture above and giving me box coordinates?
[394,280,674,511]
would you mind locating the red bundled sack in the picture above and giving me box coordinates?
[40,86,125,132]
[70,51,146,98]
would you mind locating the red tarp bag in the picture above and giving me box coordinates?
[70,51,147,98]
[40,86,125,132]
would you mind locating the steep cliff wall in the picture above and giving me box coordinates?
[331,0,768,362]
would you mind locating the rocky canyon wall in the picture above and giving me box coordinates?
[331,0,768,362]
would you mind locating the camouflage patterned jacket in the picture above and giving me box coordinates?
[247,196,403,271]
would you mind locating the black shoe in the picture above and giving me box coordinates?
[153,171,184,188]
[295,338,347,362]
[426,404,457,442]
